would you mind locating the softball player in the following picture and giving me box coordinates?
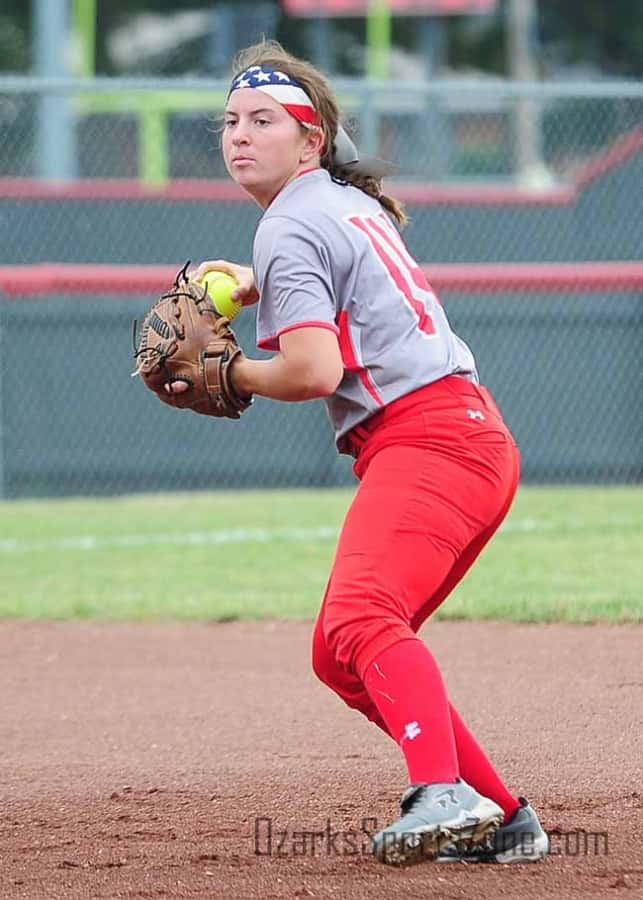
[189,40,549,866]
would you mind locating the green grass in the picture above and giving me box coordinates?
[1,487,641,623]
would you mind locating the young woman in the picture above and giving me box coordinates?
[182,40,548,866]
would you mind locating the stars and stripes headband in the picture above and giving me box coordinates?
[228,64,398,180]
[229,65,321,128]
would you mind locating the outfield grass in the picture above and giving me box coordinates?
[1,487,641,623]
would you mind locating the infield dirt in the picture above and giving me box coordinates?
[1,620,641,899]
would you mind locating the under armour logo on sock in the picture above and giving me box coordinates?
[401,721,422,743]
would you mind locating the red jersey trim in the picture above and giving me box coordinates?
[257,319,339,351]
[336,311,385,408]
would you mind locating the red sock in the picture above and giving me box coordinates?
[363,638,458,784]
[356,691,520,822]
[449,704,521,823]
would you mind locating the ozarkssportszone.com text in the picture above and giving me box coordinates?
[253,817,608,859]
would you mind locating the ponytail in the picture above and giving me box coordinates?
[325,161,408,229]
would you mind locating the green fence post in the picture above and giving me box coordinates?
[72,0,97,77]
[140,103,169,186]
[366,0,391,80]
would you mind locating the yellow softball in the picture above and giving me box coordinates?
[198,271,242,321]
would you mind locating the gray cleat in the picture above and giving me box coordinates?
[437,796,549,864]
[372,778,503,866]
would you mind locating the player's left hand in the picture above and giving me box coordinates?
[132,262,253,418]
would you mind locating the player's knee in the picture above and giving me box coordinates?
[322,615,361,674]
[323,602,413,679]
[311,631,335,686]
[312,610,350,687]
[311,607,361,687]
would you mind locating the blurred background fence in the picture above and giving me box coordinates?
[0,77,641,497]
[1,76,643,185]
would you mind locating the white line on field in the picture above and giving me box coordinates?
[0,526,339,554]
[0,518,547,554]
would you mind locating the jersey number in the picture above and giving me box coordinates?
[348,213,438,336]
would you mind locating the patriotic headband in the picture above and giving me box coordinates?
[229,65,321,128]
[228,64,398,180]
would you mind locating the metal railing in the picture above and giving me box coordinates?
[0,77,641,496]
[1,76,642,183]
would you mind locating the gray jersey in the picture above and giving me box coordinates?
[253,168,477,452]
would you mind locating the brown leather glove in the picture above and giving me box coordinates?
[133,262,252,418]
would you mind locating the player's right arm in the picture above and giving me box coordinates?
[230,214,344,402]
[191,259,259,306]
[231,326,343,402]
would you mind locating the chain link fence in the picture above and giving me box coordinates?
[0,78,641,497]
[1,77,643,182]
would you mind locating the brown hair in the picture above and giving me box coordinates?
[230,40,407,228]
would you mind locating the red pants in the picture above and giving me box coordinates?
[312,375,520,710]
